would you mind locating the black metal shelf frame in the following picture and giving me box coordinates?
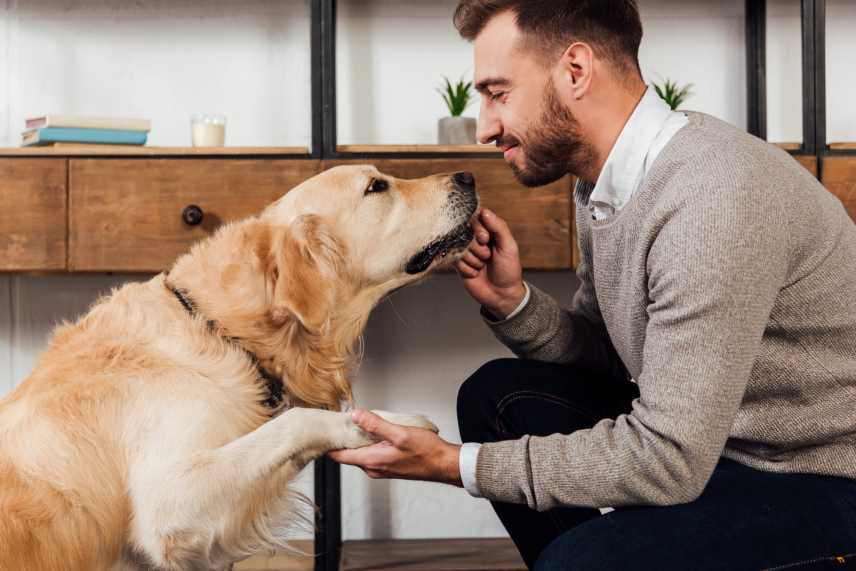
[309,1,836,569]
[746,0,829,162]
[312,0,502,161]
[311,0,842,163]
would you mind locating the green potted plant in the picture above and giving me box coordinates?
[437,75,477,145]
[652,78,694,110]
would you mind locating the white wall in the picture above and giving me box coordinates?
[3,0,840,148]
[336,0,755,145]
[827,0,856,143]
[766,0,804,144]
[0,0,312,148]
[1,0,853,543]
[637,0,748,133]
[766,0,856,144]
[4,276,129,387]
[335,0,852,146]
[336,0,478,146]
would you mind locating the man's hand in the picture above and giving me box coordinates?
[457,209,526,320]
[328,410,462,486]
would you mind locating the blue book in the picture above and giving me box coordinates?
[22,127,147,147]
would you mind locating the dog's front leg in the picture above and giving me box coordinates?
[130,408,435,570]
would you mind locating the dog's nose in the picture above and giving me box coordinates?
[452,171,476,190]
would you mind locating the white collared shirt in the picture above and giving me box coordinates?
[589,87,689,220]
[461,87,689,499]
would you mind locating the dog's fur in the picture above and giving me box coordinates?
[0,166,478,570]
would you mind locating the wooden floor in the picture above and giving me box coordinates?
[341,539,526,571]
[235,541,313,571]
[235,539,526,571]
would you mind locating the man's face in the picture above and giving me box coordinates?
[474,11,595,187]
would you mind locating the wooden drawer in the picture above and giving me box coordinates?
[795,155,818,177]
[0,159,67,271]
[821,156,856,222]
[69,159,321,272]
[323,159,574,270]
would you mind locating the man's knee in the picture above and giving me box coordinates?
[458,359,518,409]
[532,516,626,571]
[457,358,519,443]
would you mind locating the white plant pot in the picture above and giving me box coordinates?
[438,116,477,145]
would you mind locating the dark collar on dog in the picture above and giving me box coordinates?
[165,279,285,410]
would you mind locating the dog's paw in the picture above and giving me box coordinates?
[370,410,439,434]
[337,410,440,450]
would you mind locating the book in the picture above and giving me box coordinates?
[25,115,151,132]
[34,143,150,152]
[42,142,140,148]
[22,127,148,147]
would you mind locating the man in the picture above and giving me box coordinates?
[330,1,856,568]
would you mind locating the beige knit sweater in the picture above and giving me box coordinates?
[477,112,856,510]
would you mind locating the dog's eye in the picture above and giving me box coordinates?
[366,179,389,195]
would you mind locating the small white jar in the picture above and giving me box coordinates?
[190,114,226,147]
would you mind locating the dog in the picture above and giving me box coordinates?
[0,165,479,570]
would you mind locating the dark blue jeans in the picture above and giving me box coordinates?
[457,359,856,570]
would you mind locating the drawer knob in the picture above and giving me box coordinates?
[182,205,204,226]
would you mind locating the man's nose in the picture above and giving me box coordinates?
[476,100,501,145]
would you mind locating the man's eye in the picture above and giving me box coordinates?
[366,179,389,194]
[490,91,505,102]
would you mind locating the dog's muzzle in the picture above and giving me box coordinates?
[405,172,480,275]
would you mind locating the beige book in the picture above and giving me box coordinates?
[25,114,151,132]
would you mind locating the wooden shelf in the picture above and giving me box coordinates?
[340,538,525,571]
[773,142,802,151]
[0,146,311,157]
[336,145,499,155]
[759,142,856,153]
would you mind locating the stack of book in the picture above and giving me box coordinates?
[21,115,151,147]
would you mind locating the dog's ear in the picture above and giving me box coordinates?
[267,215,345,332]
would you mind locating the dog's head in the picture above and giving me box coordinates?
[259,165,479,331]
[201,165,478,410]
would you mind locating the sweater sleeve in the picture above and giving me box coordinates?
[484,240,629,380]
[475,184,790,509]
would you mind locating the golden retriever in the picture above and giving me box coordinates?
[0,165,479,570]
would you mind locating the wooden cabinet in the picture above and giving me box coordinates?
[323,159,574,270]
[69,159,321,272]
[1,152,847,274]
[0,159,66,271]
[795,155,818,177]
[821,157,856,222]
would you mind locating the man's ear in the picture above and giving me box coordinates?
[560,41,594,99]
[267,215,345,331]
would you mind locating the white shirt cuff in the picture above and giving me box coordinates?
[459,442,483,498]
[505,282,531,321]
[485,282,531,324]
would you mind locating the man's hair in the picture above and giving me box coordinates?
[454,0,643,76]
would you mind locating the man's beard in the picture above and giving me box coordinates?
[503,79,597,188]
